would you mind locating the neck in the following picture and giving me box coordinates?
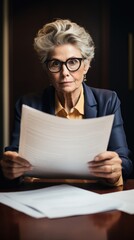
[57,87,82,113]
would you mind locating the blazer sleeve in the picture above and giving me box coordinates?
[5,89,48,152]
[106,91,133,178]
[5,97,23,152]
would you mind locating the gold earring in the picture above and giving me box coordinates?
[83,74,87,81]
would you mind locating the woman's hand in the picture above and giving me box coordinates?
[0,151,32,180]
[88,151,122,184]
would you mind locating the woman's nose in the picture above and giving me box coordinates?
[61,64,70,75]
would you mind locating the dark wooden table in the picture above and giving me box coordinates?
[0,178,134,240]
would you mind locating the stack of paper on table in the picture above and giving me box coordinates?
[0,184,121,218]
[0,184,134,219]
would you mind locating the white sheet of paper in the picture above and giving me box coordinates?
[102,189,134,214]
[0,194,46,218]
[0,184,121,219]
[19,105,114,178]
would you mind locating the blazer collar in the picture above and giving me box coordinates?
[83,82,97,118]
[43,85,55,115]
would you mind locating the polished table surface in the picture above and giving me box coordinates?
[0,178,134,240]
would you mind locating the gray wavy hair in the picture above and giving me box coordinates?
[33,19,95,63]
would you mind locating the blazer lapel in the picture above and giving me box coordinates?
[43,86,55,115]
[83,83,97,119]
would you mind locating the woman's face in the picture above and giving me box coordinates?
[45,44,90,95]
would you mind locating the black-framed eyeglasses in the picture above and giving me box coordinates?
[45,57,85,73]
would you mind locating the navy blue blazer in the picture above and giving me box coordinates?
[6,82,133,179]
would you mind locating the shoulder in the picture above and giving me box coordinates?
[15,85,55,111]
[83,83,120,105]
[84,82,117,97]
[83,83,121,115]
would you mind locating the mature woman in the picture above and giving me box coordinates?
[0,19,133,186]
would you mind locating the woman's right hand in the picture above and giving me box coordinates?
[0,151,32,180]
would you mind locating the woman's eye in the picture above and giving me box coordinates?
[53,61,60,66]
[69,59,78,65]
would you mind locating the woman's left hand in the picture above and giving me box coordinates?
[88,151,122,184]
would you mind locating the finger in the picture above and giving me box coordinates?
[89,170,122,180]
[2,166,32,180]
[3,151,31,167]
[89,164,122,182]
[88,157,122,167]
[1,159,31,169]
[94,151,118,161]
[89,163,122,173]
[89,167,122,179]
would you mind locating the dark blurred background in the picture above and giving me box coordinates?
[0,0,134,164]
